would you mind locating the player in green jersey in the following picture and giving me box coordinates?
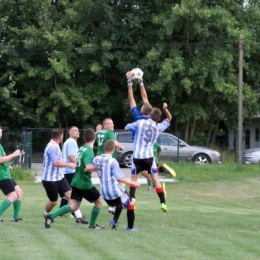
[96,118,124,158]
[0,127,23,222]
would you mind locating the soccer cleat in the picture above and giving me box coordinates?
[43,214,54,223]
[109,219,119,230]
[44,214,53,228]
[161,203,168,212]
[126,227,138,231]
[147,186,151,191]
[12,218,23,222]
[0,218,3,222]
[162,164,176,177]
[75,217,89,224]
[108,206,115,215]
[89,224,105,230]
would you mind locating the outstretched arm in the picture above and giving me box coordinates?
[0,149,20,164]
[163,103,172,122]
[140,85,149,104]
[114,140,124,151]
[138,72,149,104]
[118,177,140,188]
[126,71,136,109]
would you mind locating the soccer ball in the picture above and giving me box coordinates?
[131,68,143,81]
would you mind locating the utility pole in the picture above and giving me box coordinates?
[238,34,243,168]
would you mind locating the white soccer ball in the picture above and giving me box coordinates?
[131,68,143,81]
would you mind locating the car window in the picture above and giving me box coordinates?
[117,133,133,143]
[158,134,178,146]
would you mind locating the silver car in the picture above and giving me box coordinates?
[115,131,222,168]
[243,148,260,164]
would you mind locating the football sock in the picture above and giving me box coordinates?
[89,206,101,227]
[51,205,71,219]
[0,199,12,217]
[74,209,82,218]
[113,207,123,223]
[13,200,22,219]
[129,186,136,199]
[147,180,152,186]
[127,205,135,229]
[156,187,166,204]
[59,197,68,208]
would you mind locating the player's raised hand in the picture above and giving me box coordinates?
[163,103,168,109]
[138,75,144,87]
[126,71,133,87]
[95,124,102,133]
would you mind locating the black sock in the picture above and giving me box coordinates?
[114,208,123,223]
[59,198,68,208]
[157,192,166,204]
[127,209,135,229]
[129,187,136,199]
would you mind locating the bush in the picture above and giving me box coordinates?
[11,166,35,181]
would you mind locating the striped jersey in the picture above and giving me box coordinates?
[42,140,63,181]
[125,118,170,159]
[92,154,125,200]
[62,138,78,174]
[130,106,149,139]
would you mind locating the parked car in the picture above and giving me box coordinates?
[243,148,260,164]
[115,131,222,168]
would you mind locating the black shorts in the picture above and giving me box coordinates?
[42,178,71,202]
[64,173,75,185]
[104,191,131,210]
[133,157,157,174]
[71,186,100,203]
[0,179,17,195]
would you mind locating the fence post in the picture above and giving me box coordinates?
[21,131,32,169]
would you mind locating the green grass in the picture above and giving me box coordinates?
[162,161,260,182]
[1,164,260,260]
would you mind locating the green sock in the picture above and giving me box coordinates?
[147,180,152,186]
[51,205,71,219]
[89,206,101,228]
[0,199,12,217]
[13,200,22,219]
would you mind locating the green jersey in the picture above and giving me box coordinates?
[153,142,162,165]
[71,144,94,190]
[0,144,12,181]
[96,128,116,158]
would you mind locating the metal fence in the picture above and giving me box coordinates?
[0,127,232,169]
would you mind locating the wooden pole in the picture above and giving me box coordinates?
[238,34,243,168]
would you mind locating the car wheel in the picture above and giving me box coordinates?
[193,154,211,164]
[122,152,133,168]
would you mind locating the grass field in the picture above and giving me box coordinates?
[1,163,260,260]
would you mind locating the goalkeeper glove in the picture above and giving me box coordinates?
[126,71,133,87]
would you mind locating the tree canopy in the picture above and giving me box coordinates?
[1,0,260,143]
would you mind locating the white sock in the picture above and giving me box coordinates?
[74,209,82,218]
